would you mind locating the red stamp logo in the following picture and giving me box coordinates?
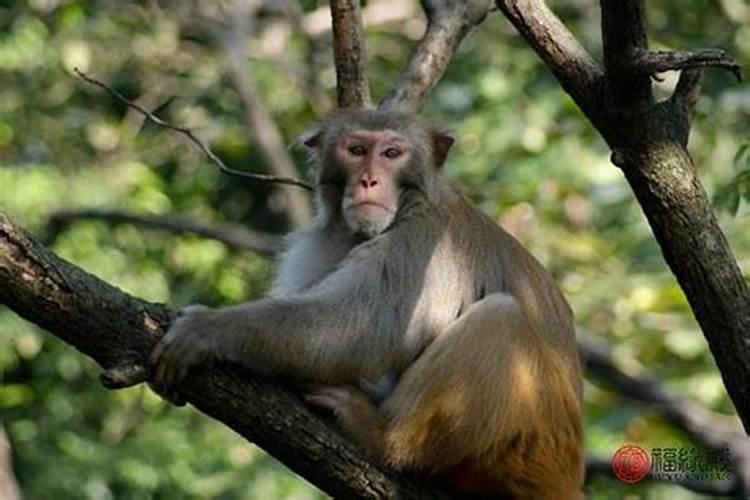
[611,444,650,484]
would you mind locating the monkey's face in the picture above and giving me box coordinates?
[304,110,454,239]
[333,129,411,239]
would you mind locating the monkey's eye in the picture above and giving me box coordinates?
[383,147,401,159]
[348,145,367,156]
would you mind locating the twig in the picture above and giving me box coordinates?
[73,68,314,192]
[44,209,284,257]
[330,0,372,108]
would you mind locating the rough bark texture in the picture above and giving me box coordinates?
[497,0,750,432]
[379,0,494,113]
[0,212,448,500]
[330,0,372,108]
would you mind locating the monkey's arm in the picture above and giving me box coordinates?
[151,249,414,390]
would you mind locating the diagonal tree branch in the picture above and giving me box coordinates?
[379,0,494,113]
[0,211,448,499]
[43,209,284,257]
[495,0,606,127]
[330,0,372,108]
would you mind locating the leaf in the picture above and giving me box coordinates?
[733,144,750,171]
[713,184,741,216]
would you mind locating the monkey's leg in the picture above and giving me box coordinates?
[380,293,583,498]
[305,385,388,459]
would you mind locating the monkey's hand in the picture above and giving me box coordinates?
[149,304,218,400]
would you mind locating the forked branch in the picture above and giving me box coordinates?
[379,0,494,113]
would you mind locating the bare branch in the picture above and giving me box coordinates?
[496,0,605,125]
[44,209,283,257]
[74,68,313,192]
[634,49,742,81]
[379,0,494,113]
[330,0,372,108]
[0,212,447,499]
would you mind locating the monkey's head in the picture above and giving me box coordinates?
[301,109,454,239]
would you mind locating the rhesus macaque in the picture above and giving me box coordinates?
[150,109,584,499]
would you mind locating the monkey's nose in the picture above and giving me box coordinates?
[359,177,379,188]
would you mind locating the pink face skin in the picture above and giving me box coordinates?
[334,130,412,238]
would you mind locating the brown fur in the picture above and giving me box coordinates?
[152,110,584,498]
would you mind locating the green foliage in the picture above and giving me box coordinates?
[714,144,750,215]
[1,0,748,498]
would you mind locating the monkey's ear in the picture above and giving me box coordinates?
[430,129,455,168]
[296,128,323,149]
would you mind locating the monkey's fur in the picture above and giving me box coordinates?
[152,110,584,499]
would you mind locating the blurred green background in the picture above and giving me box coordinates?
[1,0,749,498]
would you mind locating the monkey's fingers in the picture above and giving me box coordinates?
[304,385,355,411]
[148,340,167,367]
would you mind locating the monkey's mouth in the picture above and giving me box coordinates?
[348,201,394,213]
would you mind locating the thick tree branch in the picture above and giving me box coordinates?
[330,0,372,108]
[495,0,606,126]
[0,212,447,500]
[496,0,750,432]
[379,0,494,113]
[75,69,314,192]
[44,209,283,257]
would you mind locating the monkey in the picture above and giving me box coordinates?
[150,109,584,499]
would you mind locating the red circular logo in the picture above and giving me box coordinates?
[611,444,650,484]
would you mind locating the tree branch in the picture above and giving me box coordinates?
[74,68,314,192]
[495,0,606,126]
[634,49,742,81]
[0,211,448,499]
[379,0,494,113]
[330,0,372,108]
[43,209,284,257]
[495,0,750,433]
